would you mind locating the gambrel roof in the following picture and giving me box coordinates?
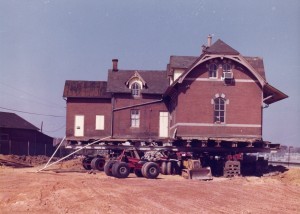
[107,70,169,94]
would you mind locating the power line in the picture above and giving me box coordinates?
[43,124,66,133]
[0,81,65,108]
[1,90,65,110]
[0,107,65,118]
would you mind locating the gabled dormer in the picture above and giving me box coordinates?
[106,59,169,97]
[125,71,147,97]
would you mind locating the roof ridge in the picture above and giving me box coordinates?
[205,39,240,55]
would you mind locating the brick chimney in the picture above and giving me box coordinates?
[207,34,212,47]
[112,59,118,72]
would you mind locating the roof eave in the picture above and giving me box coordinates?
[263,83,288,105]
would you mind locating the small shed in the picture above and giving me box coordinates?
[0,112,54,156]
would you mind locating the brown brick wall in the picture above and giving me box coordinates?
[171,60,263,138]
[113,94,168,139]
[66,98,112,138]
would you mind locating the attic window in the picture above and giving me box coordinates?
[126,71,146,97]
[222,63,231,73]
[131,82,141,96]
[209,63,217,78]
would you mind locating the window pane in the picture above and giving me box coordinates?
[223,63,231,72]
[209,63,217,78]
[214,97,226,123]
[131,109,140,127]
[132,82,141,96]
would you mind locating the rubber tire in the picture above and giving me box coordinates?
[82,157,92,170]
[141,162,150,177]
[91,158,99,170]
[144,162,160,179]
[112,162,130,178]
[104,160,116,176]
[167,161,173,175]
[91,158,105,171]
[134,169,143,177]
[161,161,167,175]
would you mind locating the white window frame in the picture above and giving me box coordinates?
[95,115,105,130]
[214,97,226,123]
[131,109,140,128]
[131,82,141,97]
[209,63,218,78]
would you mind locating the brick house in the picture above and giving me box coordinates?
[63,38,287,145]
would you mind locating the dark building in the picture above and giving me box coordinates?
[0,112,54,156]
[63,38,288,145]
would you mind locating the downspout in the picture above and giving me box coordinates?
[111,94,115,138]
[263,95,272,107]
[111,96,164,139]
[113,98,163,112]
[261,93,272,140]
[63,97,67,138]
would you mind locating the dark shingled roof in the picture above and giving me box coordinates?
[168,55,266,80]
[107,70,169,94]
[204,39,240,55]
[0,112,39,130]
[63,81,111,98]
[169,56,198,69]
[243,56,266,80]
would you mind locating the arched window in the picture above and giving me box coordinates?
[131,82,141,96]
[214,97,226,123]
[209,63,217,78]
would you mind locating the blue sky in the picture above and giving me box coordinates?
[0,0,299,146]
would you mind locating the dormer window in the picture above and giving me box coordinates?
[131,82,141,96]
[126,71,146,98]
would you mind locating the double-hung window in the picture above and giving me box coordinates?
[222,63,231,73]
[131,109,140,128]
[209,63,217,78]
[214,97,225,123]
[131,82,141,97]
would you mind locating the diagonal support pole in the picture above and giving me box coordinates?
[44,136,66,169]
[38,136,110,172]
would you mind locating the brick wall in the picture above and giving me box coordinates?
[171,60,263,139]
[113,94,168,139]
[66,98,112,139]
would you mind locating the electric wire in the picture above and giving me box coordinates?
[43,124,66,133]
[0,81,65,108]
[0,106,65,118]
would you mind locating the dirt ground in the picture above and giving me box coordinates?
[0,155,300,214]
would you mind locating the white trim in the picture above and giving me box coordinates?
[184,78,258,83]
[170,123,261,130]
[95,115,105,130]
[74,115,84,137]
[178,54,266,87]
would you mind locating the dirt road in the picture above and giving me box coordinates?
[0,157,300,213]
